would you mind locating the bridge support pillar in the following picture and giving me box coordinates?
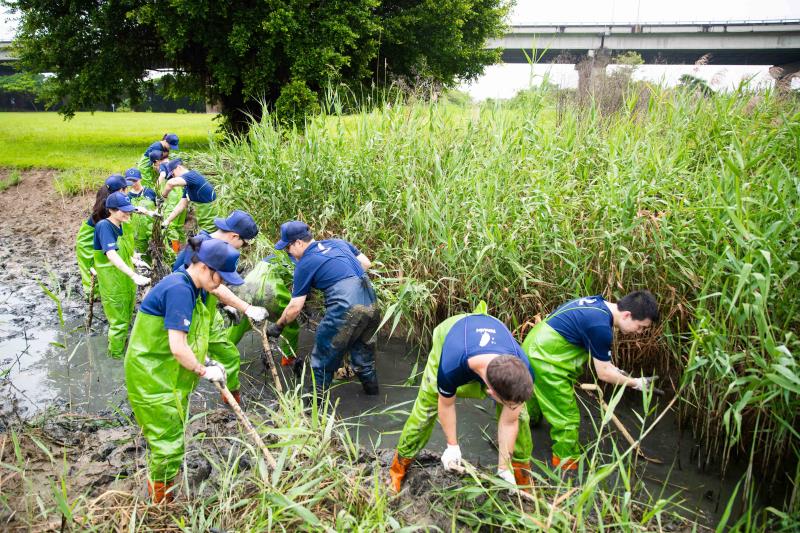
[769,62,800,91]
[576,49,611,99]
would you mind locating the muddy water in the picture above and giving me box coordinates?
[2,289,752,527]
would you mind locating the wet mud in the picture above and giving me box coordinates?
[0,169,759,530]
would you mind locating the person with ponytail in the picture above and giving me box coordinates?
[136,133,178,189]
[75,174,129,298]
[124,238,243,503]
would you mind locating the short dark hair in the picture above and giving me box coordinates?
[618,290,659,322]
[486,356,533,404]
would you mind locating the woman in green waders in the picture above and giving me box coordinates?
[76,174,129,299]
[136,133,178,188]
[93,192,151,358]
[159,159,218,237]
[124,238,243,503]
[124,167,158,259]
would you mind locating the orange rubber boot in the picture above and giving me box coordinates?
[221,389,241,406]
[170,240,181,253]
[147,480,174,504]
[552,455,578,471]
[389,451,413,492]
[280,356,294,367]
[512,461,533,489]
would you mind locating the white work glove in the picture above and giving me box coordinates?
[244,305,268,322]
[202,359,227,383]
[161,220,170,229]
[497,468,516,486]
[632,376,658,391]
[441,444,462,471]
[222,305,241,324]
[132,253,151,270]
[131,273,151,286]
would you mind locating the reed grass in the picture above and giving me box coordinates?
[198,85,799,508]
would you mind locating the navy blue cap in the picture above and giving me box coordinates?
[149,150,165,163]
[214,210,259,241]
[124,168,142,185]
[105,174,128,193]
[163,158,183,178]
[105,191,136,212]
[197,239,244,286]
[164,133,179,151]
[274,220,311,250]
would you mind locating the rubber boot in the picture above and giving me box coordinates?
[171,240,181,253]
[280,355,294,367]
[389,451,413,492]
[362,378,379,396]
[512,461,533,489]
[552,454,578,471]
[147,480,174,504]
[221,389,241,408]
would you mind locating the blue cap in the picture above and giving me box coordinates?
[164,133,179,151]
[124,167,142,185]
[197,239,244,286]
[105,191,136,212]
[214,210,259,241]
[163,158,183,178]
[105,174,128,193]
[149,150,165,163]
[274,220,311,250]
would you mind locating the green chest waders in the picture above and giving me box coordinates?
[522,306,611,465]
[129,194,157,256]
[124,285,211,484]
[163,189,186,252]
[93,226,137,359]
[137,155,157,190]
[192,201,218,235]
[396,301,532,463]
[76,220,96,297]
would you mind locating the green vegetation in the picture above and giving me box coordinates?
[201,85,799,526]
[0,169,22,192]
[0,111,215,194]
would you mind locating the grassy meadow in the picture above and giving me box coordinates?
[0,111,216,193]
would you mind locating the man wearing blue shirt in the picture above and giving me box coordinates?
[521,291,660,472]
[270,221,381,395]
[389,302,535,493]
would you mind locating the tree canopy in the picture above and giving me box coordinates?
[5,0,510,133]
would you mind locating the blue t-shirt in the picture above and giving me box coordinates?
[93,219,123,252]
[159,158,182,177]
[545,295,613,361]
[291,239,363,297]
[180,170,216,203]
[86,216,96,228]
[144,141,163,158]
[437,314,533,398]
[129,188,157,203]
[172,230,211,271]
[139,271,200,332]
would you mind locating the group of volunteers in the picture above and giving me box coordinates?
[75,132,661,504]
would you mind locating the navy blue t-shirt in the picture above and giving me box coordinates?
[180,170,216,203]
[437,314,533,398]
[172,230,211,271]
[139,271,200,332]
[144,141,163,158]
[291,239,363,297]
[86,216,96,228]
[93,219,123,252]
[129,188,157,203]
[545,295,613,361]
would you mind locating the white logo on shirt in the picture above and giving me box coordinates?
[183,319,190,327]
[106,243,114,248]
[476,327,496,347]
[579,297,597,306]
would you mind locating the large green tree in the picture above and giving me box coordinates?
[5,0,510,133]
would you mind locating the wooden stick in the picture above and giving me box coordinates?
[85,270,96,330]
[213,381,277,470]
[579,383,663,464]
[250,319,283,393]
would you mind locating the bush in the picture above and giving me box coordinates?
[176,108,188,114]
[274,80,321,129]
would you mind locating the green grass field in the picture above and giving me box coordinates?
[0,112,217,188]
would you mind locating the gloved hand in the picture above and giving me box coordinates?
[131,273,151,286]
[202,358,227,383]
[441,444,462,471]
[632,376,658,391]
[132,253,151,270]
[161,220,170,229]
[222,305,241,324]
[497,468,516,485]
[266,323,283,338]
[244,305,268,323]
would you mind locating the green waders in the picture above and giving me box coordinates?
[76,220,95,297]
[202,292,247,393]
[137,155,157,190]
[163,189,186,248]
[93,226,136,359]
[396,302,532,463]
[226,260,300,357]
[521,305,611,463]
[129,194,157,256]
[124,287,212,484]
[192,201,218,235]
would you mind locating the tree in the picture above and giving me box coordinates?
[5,0,509,134]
